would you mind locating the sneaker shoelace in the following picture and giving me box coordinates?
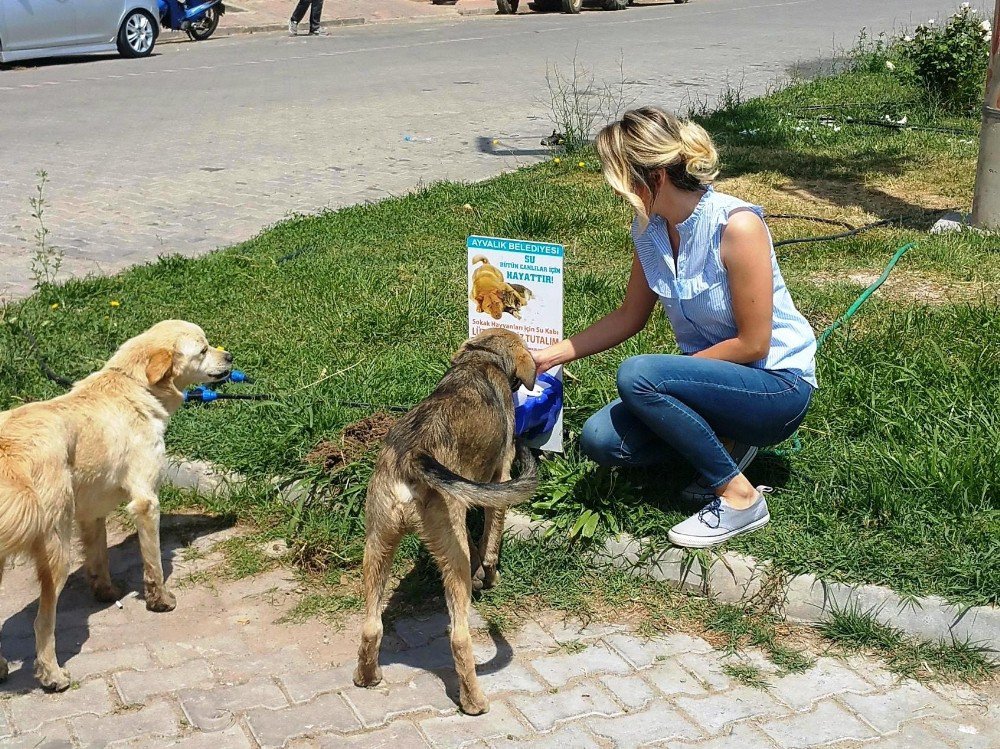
[698,498,724,529]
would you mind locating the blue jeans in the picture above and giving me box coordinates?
[581,355,813,489]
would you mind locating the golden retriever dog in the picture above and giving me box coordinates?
[354,328,538,715]
[0,320,232,691]
[470,254,515,320]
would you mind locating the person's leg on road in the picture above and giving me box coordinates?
[309,0,326,34]
[290,0,311,34]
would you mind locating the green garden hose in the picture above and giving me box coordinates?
[764,241,917,458]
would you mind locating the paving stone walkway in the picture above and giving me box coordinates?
[0,516,996,748]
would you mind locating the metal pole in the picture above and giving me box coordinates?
[972,0,1000,227]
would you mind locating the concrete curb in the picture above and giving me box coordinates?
[163,457,1000,658]
[157,17,365,45]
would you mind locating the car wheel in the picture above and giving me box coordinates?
[673,0,690,3]
[561,0,582,13]
[602,0,627,9]
[117,10,156,58]
[187,8,221,41]
[497,0,519,13]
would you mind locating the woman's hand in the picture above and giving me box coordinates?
[532,343,569,376]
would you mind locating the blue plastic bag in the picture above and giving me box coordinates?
[514,372,563,439]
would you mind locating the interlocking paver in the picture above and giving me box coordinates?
[675,686,787,734]
[760,699,879,748]
[477,662,547,696]
[643,659,710,698]
[1,720,74,749]
[380,638,455,683]
[419,701,530,748]
[114,659,215,704]
[604,633,713,669]
[179,678,288,731]
[587,700,702,748]
[143,725,254,749]
[508,683,622,732]
[63,645,153,682]
[530,643,632,687]
[246,691,362,748]
[72,700,179,747]
[674,652,732,691]
[599,672,657,710]
[665,721,777,749]
[770,657,874,711]
[211,647,315,685]
[839,681,960,733]
[488,724,603,749]
[8,679,114,733]
[279,664,356,703]
[309,722,430,748]
[343,673,457,728]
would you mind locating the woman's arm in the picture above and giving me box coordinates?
[533,251,658,374]
[693,210,774,363]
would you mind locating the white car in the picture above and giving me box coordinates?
[0,0,161,64]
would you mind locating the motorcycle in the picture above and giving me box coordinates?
[157,0,226,41]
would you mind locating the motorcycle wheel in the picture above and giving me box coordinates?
[117,10,156,58]
[561,0,582,13]
[187,8,221,41]
[497,0,519,13]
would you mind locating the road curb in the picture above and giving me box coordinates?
[157,17,366,45]
[163,456,1000,658]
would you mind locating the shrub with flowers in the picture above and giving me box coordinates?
[900,5,991,113]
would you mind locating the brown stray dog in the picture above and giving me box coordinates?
[470,254,516,320]
[0,320,232,691]
[353,328,539,715]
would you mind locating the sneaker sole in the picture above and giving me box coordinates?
[667,513,770,549]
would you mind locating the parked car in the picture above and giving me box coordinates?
[0,0,161,64]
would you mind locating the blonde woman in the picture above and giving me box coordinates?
[533,107,817,548]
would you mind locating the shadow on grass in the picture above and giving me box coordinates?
[0,512,235,693]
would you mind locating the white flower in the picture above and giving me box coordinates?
[928,18,936,25]
[903,34,913,42]
[983,20,992,33]
[885,60,896,71]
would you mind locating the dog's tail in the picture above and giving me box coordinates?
[471,254,490,266]
[416,443,538,510]
[0,481,45,556]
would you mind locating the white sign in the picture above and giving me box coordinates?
[467,235,564,452]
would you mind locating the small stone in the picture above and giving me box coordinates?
[260,539,291,560]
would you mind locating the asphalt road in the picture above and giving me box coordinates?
[0,0,980,298]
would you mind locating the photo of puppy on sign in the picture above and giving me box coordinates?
[469,255,533,320]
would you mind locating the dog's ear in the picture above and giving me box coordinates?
[514,346,536,391]
[145,349,175,387]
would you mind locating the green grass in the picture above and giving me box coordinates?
[820,604,996,682]
[1,57,998,609]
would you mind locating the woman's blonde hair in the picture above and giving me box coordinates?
[595,106,719,227]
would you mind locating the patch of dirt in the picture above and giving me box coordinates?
[306,412,398,473]
[808,269,995,305]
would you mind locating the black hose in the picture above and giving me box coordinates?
[767,213,856,231]
[772,218,898,249]
[18,326,75,388]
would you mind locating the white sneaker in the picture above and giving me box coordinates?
[679,442,759,503]
[288,19,298,35]
[668,487,772,548]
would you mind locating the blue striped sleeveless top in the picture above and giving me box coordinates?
[632,186,817,387]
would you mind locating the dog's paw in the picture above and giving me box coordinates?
[145,587,177,612]
[91,580,124,603]
[471,564,486,593]
[460,690,490,716]
[481,566,500,590]
[36,664,71,693]
[353,664,383,688]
